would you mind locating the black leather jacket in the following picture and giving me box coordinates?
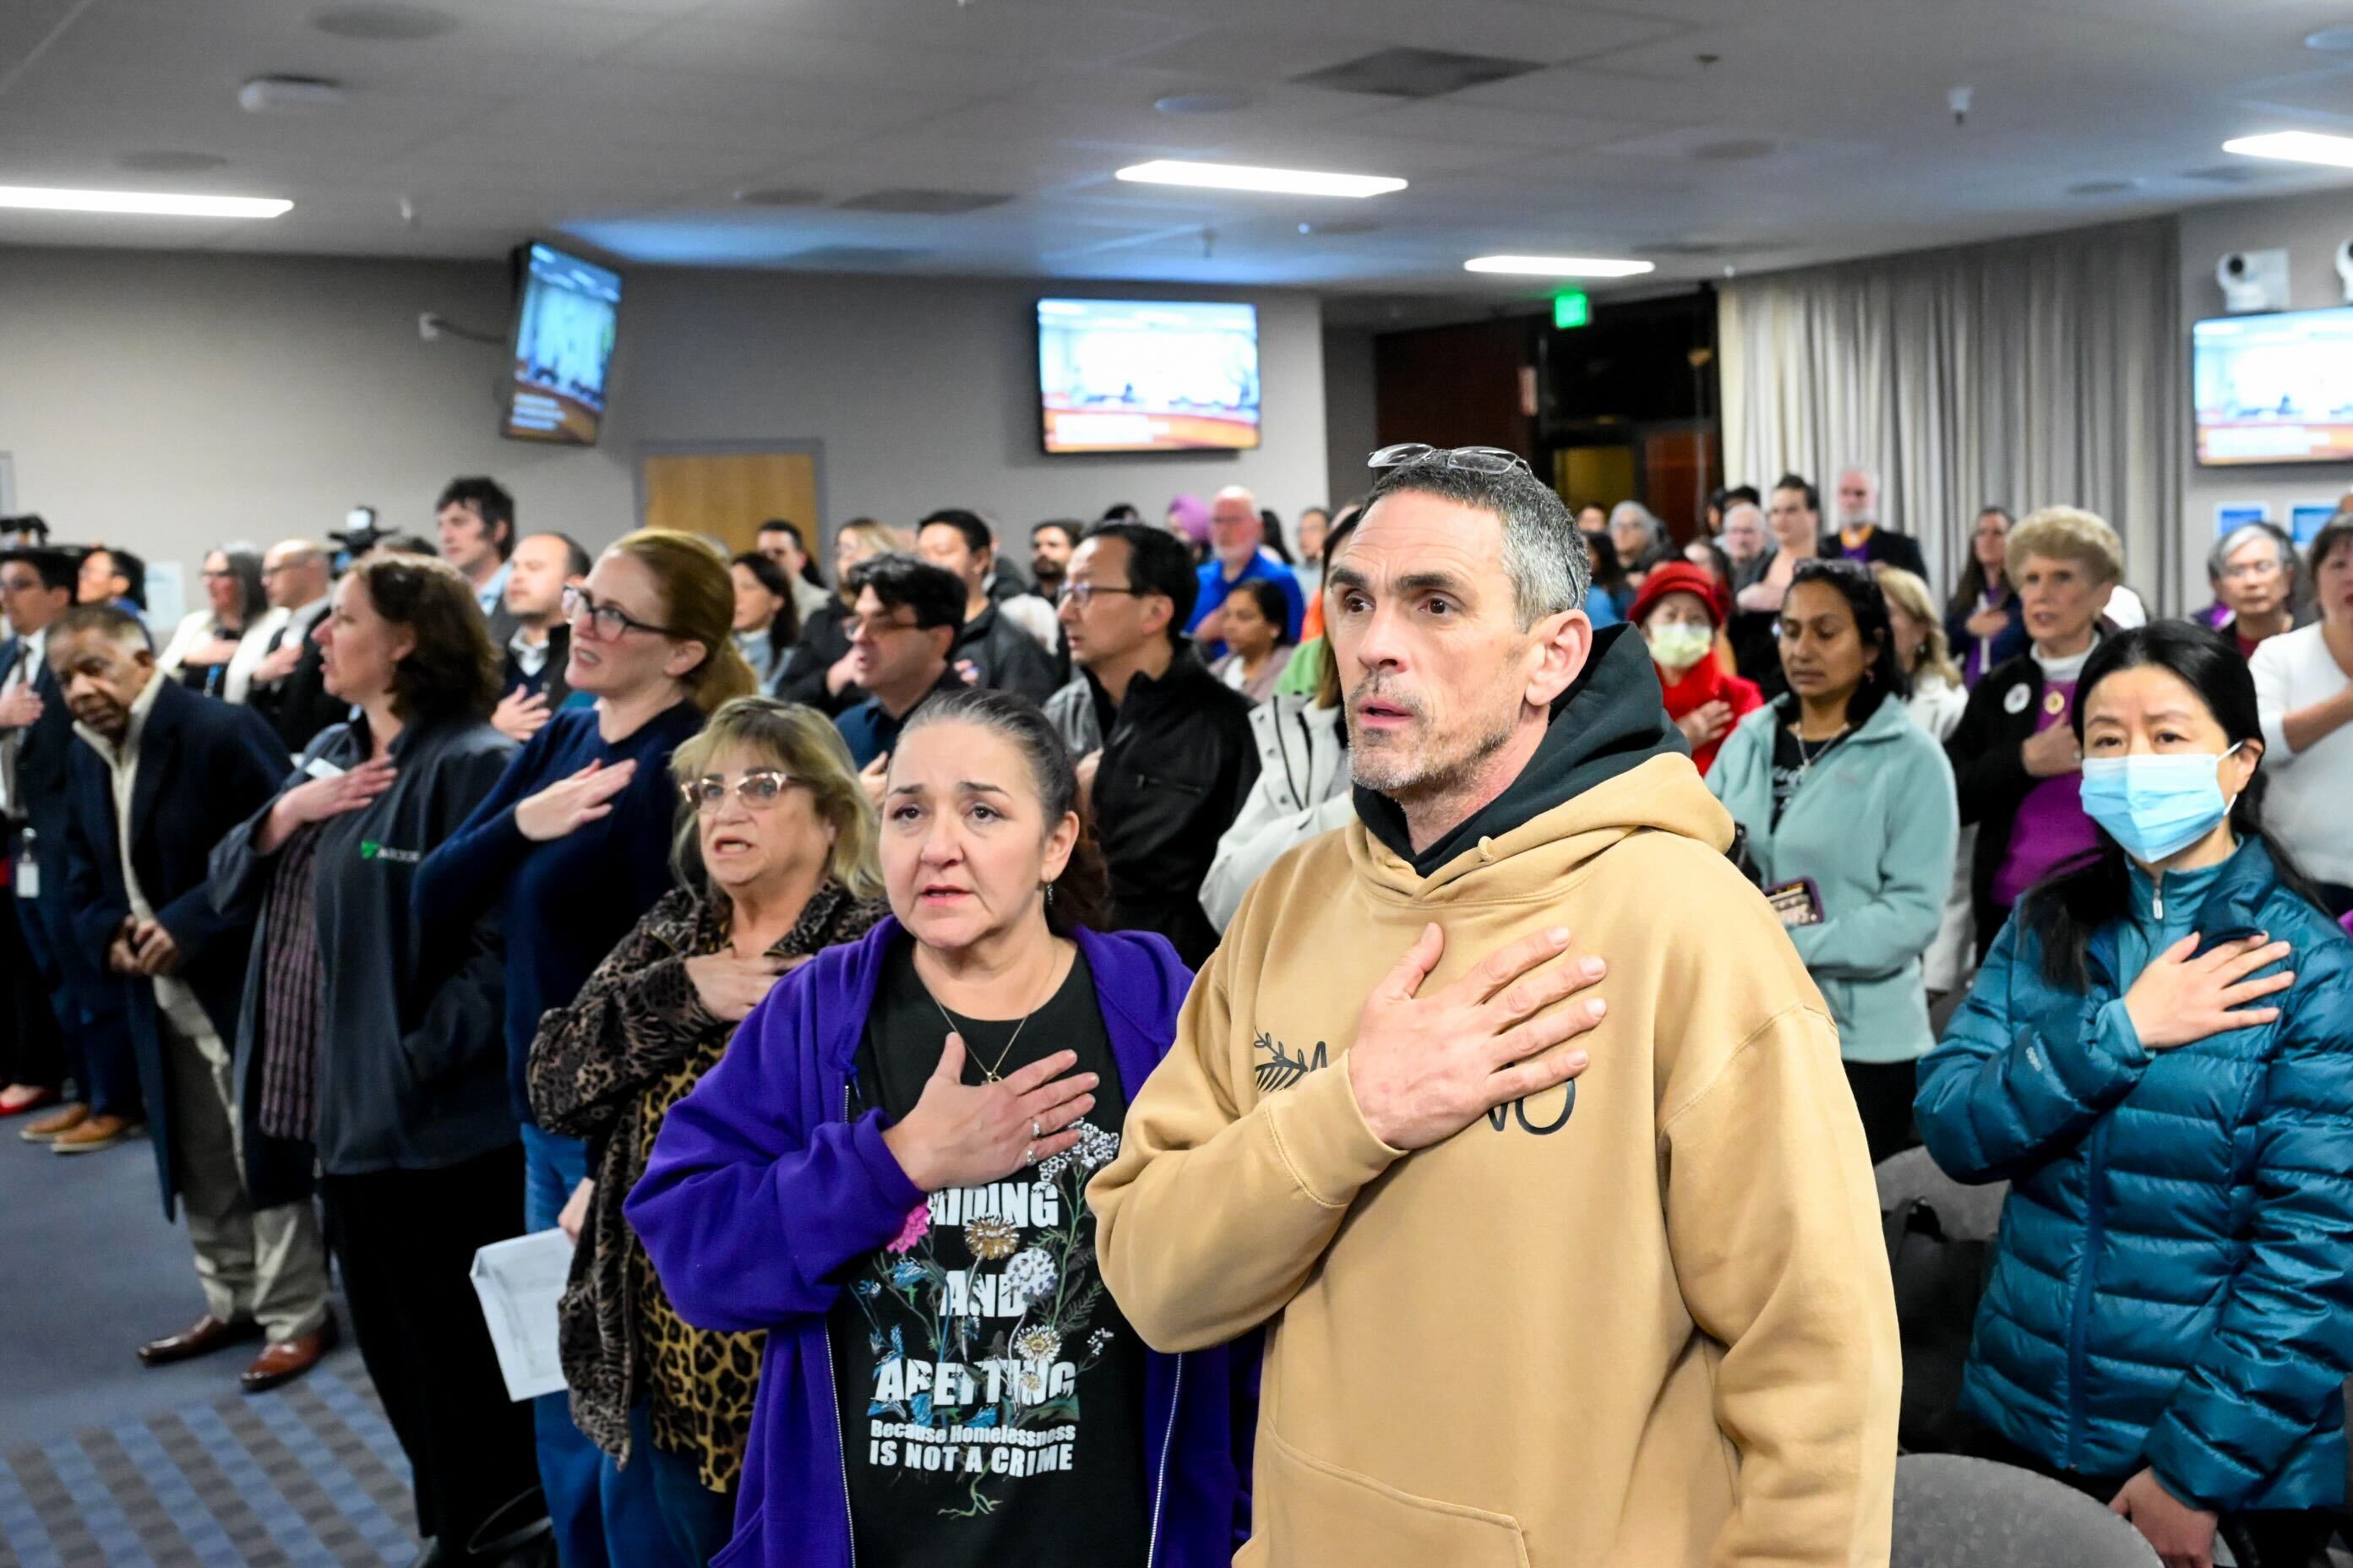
[1044,648,1259,967]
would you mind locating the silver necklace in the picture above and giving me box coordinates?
[924,956,1059,1084]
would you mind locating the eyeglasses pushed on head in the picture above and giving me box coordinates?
[1368,443,1532,477]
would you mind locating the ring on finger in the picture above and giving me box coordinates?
[1022,1144,1037,1167]
[1031,1119,1043,1140]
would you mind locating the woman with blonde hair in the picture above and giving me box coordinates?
[416,527,749,1568]
[776,520,901,714]
[529,698,887,1564]
[1942,505,2127,957]
[1877,563,1976,994]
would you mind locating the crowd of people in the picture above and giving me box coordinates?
[1,452,2350,1568]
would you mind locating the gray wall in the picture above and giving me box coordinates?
[2177,190,2353,603]
[0,247,1327,585]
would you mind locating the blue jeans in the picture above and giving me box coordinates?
[521,1124,684,1568]
[635,1402,738,1568]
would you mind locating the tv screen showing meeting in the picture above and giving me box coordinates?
[502,242,623,445]
[1038,298,1261,454]
[2192,306,2353,467]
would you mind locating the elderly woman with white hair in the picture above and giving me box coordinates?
[1942,505,2127,956]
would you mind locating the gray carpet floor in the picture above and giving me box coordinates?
[0,1123,419,1565]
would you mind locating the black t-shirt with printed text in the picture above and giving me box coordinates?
[1769,721,1849,830]
[830,936,1152,1567]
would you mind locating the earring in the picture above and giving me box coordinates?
[1043,881,1057,906]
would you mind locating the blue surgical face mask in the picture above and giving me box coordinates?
[2078,745,2241,865]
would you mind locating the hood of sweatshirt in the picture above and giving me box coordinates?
[1353,622,1713,884]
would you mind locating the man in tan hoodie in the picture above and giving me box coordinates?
[1091,446,1899,1566]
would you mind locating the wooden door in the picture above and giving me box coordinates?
[638,449,820,557]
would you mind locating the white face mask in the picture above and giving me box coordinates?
[1646,621,1713,673]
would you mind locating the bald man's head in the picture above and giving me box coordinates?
[1209,487,1262,569]
[263,538,331,611]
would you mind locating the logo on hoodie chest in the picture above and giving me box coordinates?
[1252,1031,1575,1136]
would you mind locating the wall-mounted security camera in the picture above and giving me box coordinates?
[2217,248,2290,313]
[2336,237,2353,303]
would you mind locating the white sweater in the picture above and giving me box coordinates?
[2252,623,2353,887]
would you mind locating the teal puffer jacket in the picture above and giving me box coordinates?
[1915,837,2353,1511]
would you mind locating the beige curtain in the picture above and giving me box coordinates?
[1718,218,2181,611]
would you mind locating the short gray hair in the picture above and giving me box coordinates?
[1368,456,1591,627]
[2206,520,2295,586]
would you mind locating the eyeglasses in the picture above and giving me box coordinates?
[847,612,927,639]
[680,770,798,812]
[564,583,678,640]
[1054,583,1150,609]
[1368,443,1532,477]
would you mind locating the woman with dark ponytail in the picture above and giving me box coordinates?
[629,688,1250,1568]
[1916,620,2353,1568]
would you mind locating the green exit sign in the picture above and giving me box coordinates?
[1554,291,1591,329]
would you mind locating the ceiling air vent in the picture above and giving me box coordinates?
[787,244,934,267]
[1291,47,1544,100]
[836,189,1013,215]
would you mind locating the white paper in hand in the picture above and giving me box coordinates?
[469,1229,574,1402]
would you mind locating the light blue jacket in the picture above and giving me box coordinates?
[1708,694,1958,1062]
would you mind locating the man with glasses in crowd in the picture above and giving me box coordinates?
[831,553,969,784]
[2209,520,2300,659]
[1044,520,1257,967]
[246,540,344,756]
[1091,444,1896,1568]
[1187,484,1304,656]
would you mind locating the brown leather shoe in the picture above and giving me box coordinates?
[51,1113,142,1154]
[19,1102,87,1142]
[138,1314,263,1367]
[241,1314,338,1393]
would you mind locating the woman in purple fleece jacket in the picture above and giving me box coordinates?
[628,689,1253,1568]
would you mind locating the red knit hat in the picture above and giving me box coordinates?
[1625,560,1729,629]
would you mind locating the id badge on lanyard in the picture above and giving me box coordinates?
[12,831,37,901]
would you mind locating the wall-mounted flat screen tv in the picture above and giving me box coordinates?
[503,242,623,445]
[2192,306,2353,466]
[1038,297,1261,454]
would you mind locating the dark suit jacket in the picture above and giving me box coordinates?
[247,606,346,757]
[1821,526,1931,581]
[59,678,301,1215]
[502,622,575,708]
[3,638,75,855]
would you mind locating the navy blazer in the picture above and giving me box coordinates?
[2,637,75,856]
[58,676,297,1215]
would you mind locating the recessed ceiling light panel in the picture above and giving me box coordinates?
[2223,130,2353,169]
[1464,254,1653,278]
[1115,160,1406,198]
[0,185,291,218]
